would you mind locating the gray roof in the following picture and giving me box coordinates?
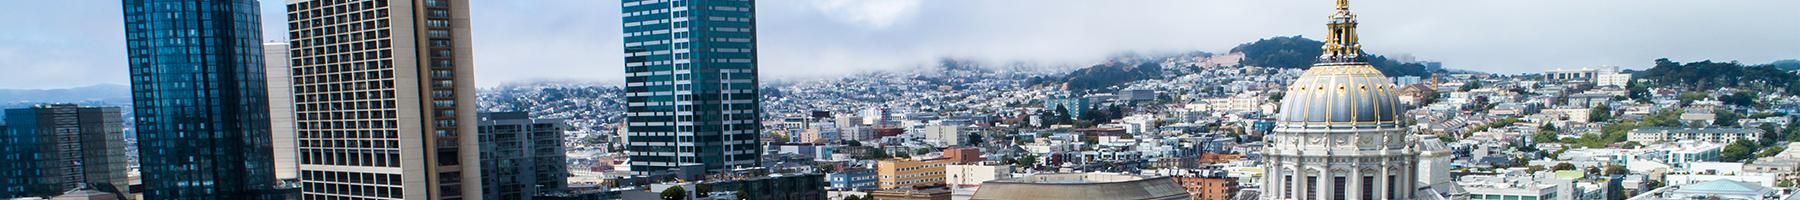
[970,173,1190,200]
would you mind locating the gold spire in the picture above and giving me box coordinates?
[1320,0,1366,64]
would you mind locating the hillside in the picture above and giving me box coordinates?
[0,84,133,108]
[1639,58,1800,93]
[477,82,625,133]
[1230,36,1438,77]
[1048,61,1164,92]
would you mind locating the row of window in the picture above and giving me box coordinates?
[290,40,394,64]
[300,148,402,167]
[301,139,400,149]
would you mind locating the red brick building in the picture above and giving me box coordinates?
[1173,176,1236,200]
[942,147,984,164]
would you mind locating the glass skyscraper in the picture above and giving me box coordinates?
[621,0,763,177]
[0,104,130,198]
[121,0,283,199]
[477,112,569,200]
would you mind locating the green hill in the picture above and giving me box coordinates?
[1230,36,1438,77]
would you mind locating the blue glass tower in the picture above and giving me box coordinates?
[621,0,763,177]
[0,105,130,198]
[122,0,282,199]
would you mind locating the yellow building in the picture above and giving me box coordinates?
[879,158,953,189]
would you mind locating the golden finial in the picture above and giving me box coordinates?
[1338,0,1349,10]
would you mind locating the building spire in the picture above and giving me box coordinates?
[1319,0,1366,64]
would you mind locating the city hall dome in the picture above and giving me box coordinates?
[1275,64,1404,128]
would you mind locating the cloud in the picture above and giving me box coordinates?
[805,0,924,30]
[3,0,1798,89]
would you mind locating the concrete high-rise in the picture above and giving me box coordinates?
[476,112,569,200]
[0,105,129,198]
[620,0,763,178]
[285,0,482,199]
[265,42,300,181]
[121,0,284,199]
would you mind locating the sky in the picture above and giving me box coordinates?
[2,0,1796,89]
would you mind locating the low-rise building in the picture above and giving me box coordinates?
[1456,170,1582,200]
[1627,127,1760,144]
[945,164,1012,189]
[878,159,953,189]
[942,148,984,164]
[1626,179,1790,200]
[828,168,879,191]
[1173,176,1236,200]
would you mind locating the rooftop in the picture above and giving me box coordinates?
[970,173,1190,200]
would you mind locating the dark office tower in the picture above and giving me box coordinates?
[286,0,482,199]
[0,104,129,198]
[476,112,569,200]
[121,0,283,199]
[620,0,763,178]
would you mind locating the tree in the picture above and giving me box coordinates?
[1018,155,1040,168]
[1623,141,1643,149]
[582,135,607,144]
[1604,165,1627,176]
[1781,180,1797,188]
[967,133,986,146]
[1460,81,1482,92]
[1756,146,1786,158]
[1552,163,1577,171]
[1627,80,1651,101]
[1054,105,1073,122]
[1721,139,1762,162]
[1678,92,1707,106]
[870,149,892,160]
[661,186,688,200]
[1534,123,1560,143]
[1759,123,1780,146]
[737,188,755,200]
[1722,91,1758,108]
[1589,104,1612,122]
[695,184,713,198]
[1715,110,1742,127]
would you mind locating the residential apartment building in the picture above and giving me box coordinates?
[285,0,483,199]
[878,159,952,189]
[1627,127,1761,144]
[945,164,1011,189]
[826,168,878,191]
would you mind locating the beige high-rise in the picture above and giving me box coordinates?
[265,42,299,181]
[285,0,481,199]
